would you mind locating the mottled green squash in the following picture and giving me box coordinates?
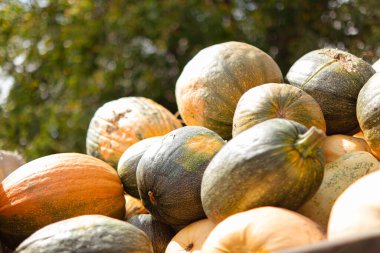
[357,73,380,160]
[201,118,325,223]
[328,170,380,239]
[233,83,326,137]
[118,137,162,198]
[15,215,153,253]
[176,41,283,140]
[128,214,175,253]
[286,48,375,135]
[137,126,225,227]
[298,151,379,230]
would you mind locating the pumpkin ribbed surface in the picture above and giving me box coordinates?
[0,153,125,248]
[201,207,325,253]
[286,48,375,135]
[165,219,215,253]
[137,126,225,227]
[201,118,325,223]
[357,73,380,160]
[232,83,326,137]
[176,41,283,140]
[86,97,182,167]
[15,215,153,253]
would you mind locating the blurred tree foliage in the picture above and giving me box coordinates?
[0,0,379,161]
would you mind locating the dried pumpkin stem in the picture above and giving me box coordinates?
[148,190,158,206]
[295,127,326,157]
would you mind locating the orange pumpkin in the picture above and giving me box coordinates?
[165,219,216,253]
[0,153,125,248]
[124,194,148,221]
[201,207,325,253]
[321,134,371,163]
[86,97,182,167]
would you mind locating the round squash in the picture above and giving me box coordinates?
[298,151,379,230]
[118,137,162,198]
[86,97,182,168]
[15,215,153,253]
[321,134,371,163]
[286,48,375,135]
[176,41,283,140]
[137,126,225,227]
[373,59,380,72]
[128,214,175,253]
[328,170,380,239]
[201,207,325,253]
[165,219,215,253]
[357,72,380,160]
[232,83,326,137]
[201,118,325,223]
[124,194,148,221]
[0,153,125,248]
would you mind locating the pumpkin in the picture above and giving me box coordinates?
[15,215,153,253]
[201,118,325,223]
[353,131,365,139]
[232,83,326,137]
[124,194,148,221]
[118,137,162,198]
[373,59,380,72]
[286,48,375,135]
[86,97,182,168]
[165,219,215,253]
[298,151,379,230]
[175,41,283,140]
[201,207,325,253]
[0,153,125,248]
[137,126,225,227]
[0,150,25,181]
[357,72,380,160]
[321,134,371,163]
[128,214,175,253]
[328,170,380,239]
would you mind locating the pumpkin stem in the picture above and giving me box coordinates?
[148,191,158,206]
[294,127,326,157]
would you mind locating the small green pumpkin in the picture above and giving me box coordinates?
[357,72,380,160]
[232,83,326,137]
[128,214,175,253]
[286,48,375,135]
[201,118,325,223]
[137,126,225,227]
[118,137,162,198]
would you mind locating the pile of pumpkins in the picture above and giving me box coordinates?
[1,41,380,253]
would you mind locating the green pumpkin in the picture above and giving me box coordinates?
[118,136,162,198]
[137,126,225,227]
[286,48,375,135]
[201,118,325,223]
[128,214,175,253]
[176,41,283,140]
[357,72,380,160]
[15,215,153,253]
[233,83,326,137]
